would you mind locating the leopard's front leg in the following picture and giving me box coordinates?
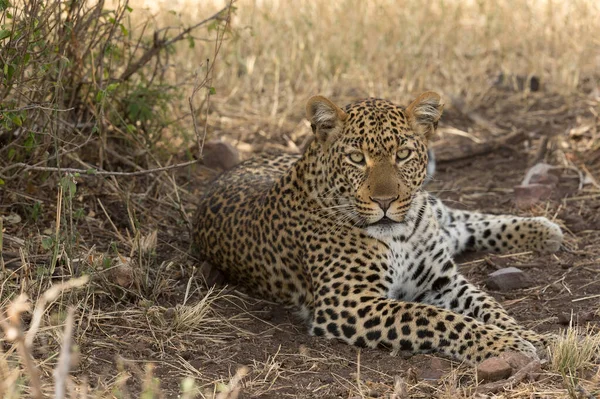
[428,195,563,256]
[417,263,552,350]
[451,216,563,254]
[310,294,539,365]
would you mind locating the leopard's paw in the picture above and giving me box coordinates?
[533,217,563,253]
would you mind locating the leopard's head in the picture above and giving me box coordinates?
[306,92,443,226]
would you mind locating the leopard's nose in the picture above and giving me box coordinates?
[370,195,399,212]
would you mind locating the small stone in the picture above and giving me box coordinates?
[561,213,587,233]
[111,258,135,288]
[514,184,553,209]
[500,351,532,370]
[485,267,532,291]
[418,357,452,380]
[202,140,240,171]
[557,311,595,326]
[476,357,513,382]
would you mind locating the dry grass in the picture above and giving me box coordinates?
[550,327,600,396]
[1,0,600,397]
[128,0,600,143]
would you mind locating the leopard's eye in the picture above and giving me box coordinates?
[396,149,411,162]
[348,152,365,165]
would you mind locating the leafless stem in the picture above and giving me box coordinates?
[25,276,90,348]
[119,4,232,82]
[188,70,205,160]
[1,159,200,179]
[188,0,234,159]
[1,295,44,399]
[53,307,75,399]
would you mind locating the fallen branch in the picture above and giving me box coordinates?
[433,129,526,163]
[2,159,200,179]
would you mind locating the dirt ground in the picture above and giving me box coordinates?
[2,91,599,398]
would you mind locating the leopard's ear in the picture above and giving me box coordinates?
[406,92,444,140]
[306,95,348,145]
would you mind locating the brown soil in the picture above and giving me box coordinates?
[2,91,599,398]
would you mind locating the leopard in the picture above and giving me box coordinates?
[193,92,563,364]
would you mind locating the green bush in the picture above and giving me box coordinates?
[0,0,231,184]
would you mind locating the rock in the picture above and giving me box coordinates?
[485,267,532,291]
[514,184,553,209]
[418,357,452,380]
[560,213,587,233]
[500,351,532,370]
[202,140,240,171]
[476,357,513,382]
[515,163,562,208]
[557,311,594,326]
[111,257,135,288]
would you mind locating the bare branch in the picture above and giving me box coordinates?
[2,159,201,179]
[1,295,43,399]
[53,307,76,399]
[118,4,232,82]
[25,276,89,348]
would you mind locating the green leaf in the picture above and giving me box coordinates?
[0,30,10,40]
[125,5,133,12]
[207,20,219,32]
[4,63,14,80]
[59,176,76,198]
[86,168,97,175]
[68,180,76,196]
[11,114,21,126]
[187,35,195,49]
[0,0,11,12]
[0,178,4,186]
[106,82,119,93]
[209,86,216,95]
[3,62,15,80]
[119,23,128,36]
[74,208,85,219]
[7,148,15,160]
[24,132,36,153]
[41,237,54,250]
[30,202,41,222]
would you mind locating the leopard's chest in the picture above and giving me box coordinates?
[384,233,442,300]
[366,214,449,302]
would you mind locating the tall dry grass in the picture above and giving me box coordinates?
[131,0,600,130]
